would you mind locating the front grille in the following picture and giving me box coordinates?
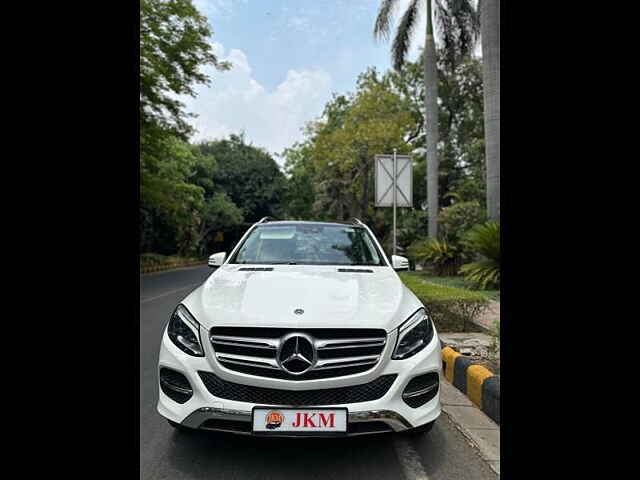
[218,363,375,380]
[159,368,193,404]
[198,371,397,405]
[209,327,387,381]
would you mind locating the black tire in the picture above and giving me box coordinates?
[403,420,435,436]
[167,420,192,432]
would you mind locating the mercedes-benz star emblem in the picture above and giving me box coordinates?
[277,334,316,375]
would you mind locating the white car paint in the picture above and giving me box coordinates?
[185,264,420,331]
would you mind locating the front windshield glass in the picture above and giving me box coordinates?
[230,224,386,266]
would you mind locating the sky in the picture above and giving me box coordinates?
[183,0,433,165]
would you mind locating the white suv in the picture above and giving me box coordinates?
[157,218,441,436]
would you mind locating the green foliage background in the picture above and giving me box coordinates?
[140,1,491,264]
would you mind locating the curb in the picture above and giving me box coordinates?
[140,261,205,274]
[442,346,500,425]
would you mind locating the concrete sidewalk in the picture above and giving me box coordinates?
[440,379,500,476]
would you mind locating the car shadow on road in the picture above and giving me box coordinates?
[163,428,404,480]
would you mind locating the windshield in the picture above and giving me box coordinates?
[229,224,386,266]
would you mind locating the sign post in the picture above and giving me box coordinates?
[393,149,397,256]
[375,153,412,256]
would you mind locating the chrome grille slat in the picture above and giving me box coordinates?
[316,338,386,349]
[210,335,280,349]
[218,359,280,370]
[210,327,387,380]
[315,360,380,370]
[216,353,279,369]
[316,355,380,368]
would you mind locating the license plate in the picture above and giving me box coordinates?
[252,407,347,434]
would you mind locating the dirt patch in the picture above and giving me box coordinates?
[473,300,500,331]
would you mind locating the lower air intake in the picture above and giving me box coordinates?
[198,371,396,406]
[160,368,193,404]
[402,372,439,408]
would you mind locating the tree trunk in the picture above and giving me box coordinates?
[424,0,439,238]
[481,0,500,221]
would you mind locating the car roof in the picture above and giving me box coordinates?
[256,220,363,228]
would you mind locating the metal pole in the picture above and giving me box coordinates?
[393,149,397,257]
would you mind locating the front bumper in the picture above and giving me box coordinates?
[157,325,442,436]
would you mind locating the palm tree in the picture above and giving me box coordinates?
[480,0,500,221]
[374,0,478,239]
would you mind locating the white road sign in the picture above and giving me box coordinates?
[375,154,413,207]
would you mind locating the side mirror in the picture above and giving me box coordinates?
[392,255,410,271]
[208,252,226,269]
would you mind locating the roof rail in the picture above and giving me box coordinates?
[351,218,366,227]
[256,216,272,224]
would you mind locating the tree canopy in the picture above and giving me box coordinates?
[140,0,229,152]
[139,1,487,259]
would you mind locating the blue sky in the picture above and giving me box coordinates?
[185,0,427,164]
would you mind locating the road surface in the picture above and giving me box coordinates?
[140,265,498,480]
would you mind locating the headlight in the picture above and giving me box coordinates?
[167,305,204,357]
[392,308,434,360]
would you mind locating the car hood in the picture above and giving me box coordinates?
[182,265,422,333]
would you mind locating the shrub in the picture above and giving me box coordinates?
[140,253,168,267]
[406,238,466,276]
[396,209,428,254]
[438,201,486,244]
[460,221,500,289]
[399,273,488,332]
[140,253,203,271]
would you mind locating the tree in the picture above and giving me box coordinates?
[140,0,229,168]
[194,134,287,222]
[480,0,500,220]
[140,0,234,256]
[185,147,244,255]
[387,53,486,208]
[374,0,479,239]
[194,193,244,256]
[140,136,207,255]
[282,141,316,220]
[309,69,415,224]
[140,137,245,256]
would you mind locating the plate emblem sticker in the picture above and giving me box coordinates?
[265,411,284,430]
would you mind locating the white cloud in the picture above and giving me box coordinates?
[183,43,332,164]
[192,0,246,18]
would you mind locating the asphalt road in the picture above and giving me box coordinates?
[140,266,498,480]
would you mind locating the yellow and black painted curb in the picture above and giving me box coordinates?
[441,346,500,425]
[140,261,204,274]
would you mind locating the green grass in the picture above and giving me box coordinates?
[399,273,487,302]
[406,272,500,302]
[398,272,489,332]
